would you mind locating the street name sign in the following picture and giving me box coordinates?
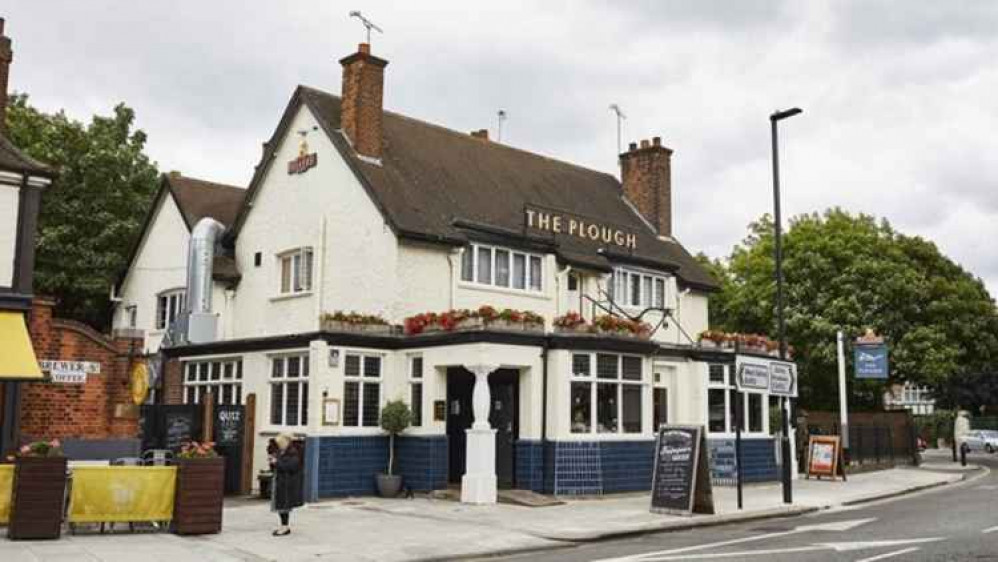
[39,360,100,384]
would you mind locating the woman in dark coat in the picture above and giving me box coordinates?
[270,433,303,536]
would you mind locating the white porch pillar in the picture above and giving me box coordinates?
[462,363,499,504]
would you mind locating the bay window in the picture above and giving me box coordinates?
[609,267,670,309]
[460,243,543,293]
[570,352,644,435]
[270,354,309,426]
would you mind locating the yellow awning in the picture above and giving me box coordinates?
[0,311,43,381]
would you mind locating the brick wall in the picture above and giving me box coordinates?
[19,298,144,440]
[621,137,673,237]
[162,358,183,405]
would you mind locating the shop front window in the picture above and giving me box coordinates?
[708,388,726,433]
[570,352,644,435]
[343,353,382,427]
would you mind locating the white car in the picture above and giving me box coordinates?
[962,430,998,454]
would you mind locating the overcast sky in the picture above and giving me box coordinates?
[5,1,998,295]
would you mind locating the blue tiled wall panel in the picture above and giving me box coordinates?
[600,441,656,492]
[397,435,448,492]
[315,436,389,498]
[707,437,779,485]
[515,440,545,492]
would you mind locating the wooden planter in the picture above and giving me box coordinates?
[173,457,225,535]
[321,319,394,335]
[486,319,545,333]
[8,456,67,540]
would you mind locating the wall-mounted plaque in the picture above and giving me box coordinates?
[323,398,340,426]
[433,400,446,422]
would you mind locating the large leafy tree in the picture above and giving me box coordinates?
[5,94,159,329]
[705,209,998,411]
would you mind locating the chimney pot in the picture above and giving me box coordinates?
[628,142,638,151]
[470,129,489,141]
[0,18,5,35]
[640,139,650,149]
[652,136,661,147]
[358,43,370,55]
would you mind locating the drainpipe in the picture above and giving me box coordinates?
[540,339,550,493]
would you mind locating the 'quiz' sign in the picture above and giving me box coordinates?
[525,208,637,249]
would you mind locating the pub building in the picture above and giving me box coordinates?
[114,41,797,502]
[0,18,56,456]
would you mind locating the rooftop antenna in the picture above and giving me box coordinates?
[348,10,383,45]
[497,109,507,142]
[609,103,627,156]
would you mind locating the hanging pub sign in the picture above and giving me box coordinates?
[650,425,715,516]
[854,329,888,380]
[287,135,318,175]
[524,206,638,250]
[39,360,101,384]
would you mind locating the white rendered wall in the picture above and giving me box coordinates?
[232,105,399,338]
[0,185,18,289]
[115,193,190,353]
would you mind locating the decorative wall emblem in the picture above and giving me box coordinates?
[287,133,318,175]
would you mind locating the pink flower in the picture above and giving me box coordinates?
[20,445,30,454]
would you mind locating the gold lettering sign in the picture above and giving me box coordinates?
[525,208,637,250]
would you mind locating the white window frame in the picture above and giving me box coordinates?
[269,353,310,427]
[569,352,645,436]
[343,353,384,428]
[460,243,544,293]
[183,357,243,405]
[408,354,424,427]
[609,267,671,309]
[278,247,314,295]
[156,288,186,330]
[707,363,768,436]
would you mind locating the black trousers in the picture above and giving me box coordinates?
[279,511,290,526]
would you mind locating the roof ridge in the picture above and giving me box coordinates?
[297,84,619,183]
[166,173,245,193]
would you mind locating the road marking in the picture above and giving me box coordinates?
[854,546,921,562]
[983,526,998,534]
[817,538,943,552]
[593,518,877,561]
[977,485,998,490]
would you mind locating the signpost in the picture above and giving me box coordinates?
[650,425,714,516]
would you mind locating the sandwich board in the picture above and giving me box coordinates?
[806,435,847,481]
[650,425,715,516]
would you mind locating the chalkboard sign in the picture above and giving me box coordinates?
[214,406,244,447]
[165,411,195,451]
[650,425,715,516]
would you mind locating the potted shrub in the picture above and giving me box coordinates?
[9,439,66,540]
[321,311,393,334]
[376,400,411,498]
[173,441,225,535]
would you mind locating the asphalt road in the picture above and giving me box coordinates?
[487,454,998,562]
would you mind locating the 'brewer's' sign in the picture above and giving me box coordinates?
[525,207,638,250]
[40,360,101,384]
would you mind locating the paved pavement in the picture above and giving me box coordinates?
[487,450,998,562]
[0,451,979,561]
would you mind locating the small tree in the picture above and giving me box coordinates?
[381,400,412,475]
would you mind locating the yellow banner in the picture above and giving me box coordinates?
[68,466,177,523]
[0,464,12,524]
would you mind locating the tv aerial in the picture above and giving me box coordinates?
[609,104,627,155]
[349,11,383,45]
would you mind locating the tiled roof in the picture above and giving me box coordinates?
[165,173,245,229]
[0,133,54,177]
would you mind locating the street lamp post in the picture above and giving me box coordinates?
[770,107,801,505]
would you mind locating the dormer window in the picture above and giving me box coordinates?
[460,243,542,293]
[609,267,668,309]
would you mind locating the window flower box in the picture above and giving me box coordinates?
[172,445,225,535]
[554,324,594,335]
[405,307,544,335]
[9,455,67,540]
[320,312,394,335]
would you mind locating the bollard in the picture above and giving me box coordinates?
[960,443,968,467]
[952,437,958,462]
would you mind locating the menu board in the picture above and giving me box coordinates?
[650,425,715,516]
[165,411,195,451]
[214,406,244,446]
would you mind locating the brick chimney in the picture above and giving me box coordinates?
[470,129,489,141]
[339,43,389,160]
[0,19,12,133]
[620,136,673,237]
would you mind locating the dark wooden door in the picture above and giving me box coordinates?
[490,370,519,489]
[446,369,474,483]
